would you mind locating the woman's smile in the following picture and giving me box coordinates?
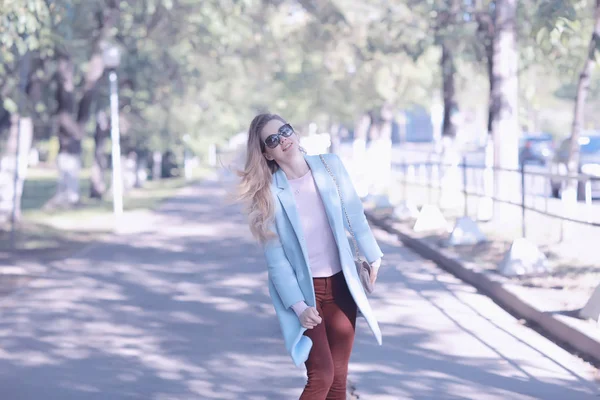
[282,142,293,152]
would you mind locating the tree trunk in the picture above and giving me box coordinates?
[152,151,162,180]
[472,4,497,220]
[486,38,494,136]
[490,0,520,207]
[475,1,496,136]
[0,115,33,227]
[49,1,120,208]
[26,55,44,121]
[90,111,110,199]
[0,52,44,226]
[78,3,120,129]
[328,121,340,154]
[566,0,600,197]
[50,53,83,208]
[441,43,458,138]
[439,43,462,209]
[87,1,122,199]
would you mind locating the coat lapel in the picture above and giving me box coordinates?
[273,155,347,275]
[274,169,303,241]
[304,155,342,233]
[274,168,311,275]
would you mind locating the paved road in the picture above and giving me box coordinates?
[0,176,598,399]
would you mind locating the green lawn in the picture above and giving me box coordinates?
[21,167,92,212]
[2,165,210,253]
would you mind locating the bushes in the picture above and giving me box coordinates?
[34,137,97,168]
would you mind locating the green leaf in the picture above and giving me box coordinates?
[536,26,548,45]
[3,98,18,114]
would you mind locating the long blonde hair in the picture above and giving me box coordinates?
[237,113,285,243]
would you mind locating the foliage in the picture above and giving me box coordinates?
[1,0,599,166]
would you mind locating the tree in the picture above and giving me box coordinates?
[532,0,600,195]
[435,0,464,139]
[566,0,600,197]
[473,0,496,135]
[490,0,520,201]
[47,0,120,207]
[369,0,481,143]
[0,1,52,226]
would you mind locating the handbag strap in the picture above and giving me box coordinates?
[319,154,362,261]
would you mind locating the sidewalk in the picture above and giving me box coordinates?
[366,185,600,366]
[0,177,598,399]
[351,227,598,399]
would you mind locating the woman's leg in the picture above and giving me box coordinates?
[324,274,357,400]
[300,282,334,399]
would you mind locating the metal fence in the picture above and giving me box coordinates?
[392,157,600,242]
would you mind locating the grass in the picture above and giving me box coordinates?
[21,167,81,212]
[1,164,210,255]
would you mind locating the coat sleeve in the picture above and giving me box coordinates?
[329,153,384,263]
[263,226,306,309]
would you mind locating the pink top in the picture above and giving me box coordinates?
[288,169,343,279]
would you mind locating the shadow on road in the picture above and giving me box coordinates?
[0,179,597,399]
[349,232,599,399]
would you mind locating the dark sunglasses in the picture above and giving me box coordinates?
[263,124,294,149]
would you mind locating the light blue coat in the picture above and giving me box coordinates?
[263,153,383,367]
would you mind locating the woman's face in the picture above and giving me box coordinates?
[260,119,300,162]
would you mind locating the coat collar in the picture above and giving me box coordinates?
[273,153,327,192]
[273,154,316,190]
[272,155,314,249]
[272,153,342,258]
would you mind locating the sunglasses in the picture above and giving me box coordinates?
[263,123,294,149]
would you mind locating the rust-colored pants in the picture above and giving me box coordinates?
[300,271,357,400]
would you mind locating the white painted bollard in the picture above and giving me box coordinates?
[445,216,486,246]
[373,194,393,209]
[392,201,420,221]
[497,238,550,276]
[208,143,217,167]
[413,204,448,232]
[580,285,600,321]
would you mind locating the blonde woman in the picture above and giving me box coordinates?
[238,113,383,399]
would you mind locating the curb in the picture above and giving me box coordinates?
[366,211,600,367]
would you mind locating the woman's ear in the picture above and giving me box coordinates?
[264,152,274,161]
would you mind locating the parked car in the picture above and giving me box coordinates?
[550,131,600,200]
[519,133,554,166]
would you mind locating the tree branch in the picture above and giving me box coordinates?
[295,0,349,27]
[77,0,120,124]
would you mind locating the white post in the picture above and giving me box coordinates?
[184,150,192,180]
[585,178,592,223]
[183,134,192,180]
[477,138,495,221]
[431,101,444,154]
[109,70,123,218]
[208,143,217,167]
[10,115,23,247]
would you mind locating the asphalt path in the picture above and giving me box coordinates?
[0,176,597,399]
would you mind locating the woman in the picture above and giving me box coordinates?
[238,113,383,399]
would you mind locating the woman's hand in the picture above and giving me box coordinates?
[299,307,322,329]
[370,258,382,286]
